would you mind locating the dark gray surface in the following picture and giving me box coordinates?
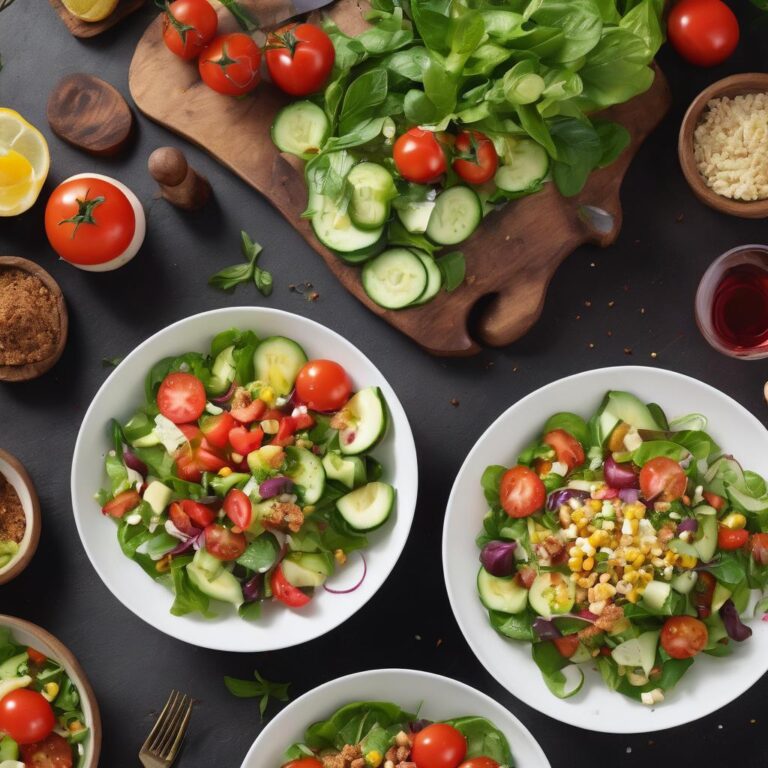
[2,3,768,766]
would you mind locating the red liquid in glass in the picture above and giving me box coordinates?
[711,264,768,351]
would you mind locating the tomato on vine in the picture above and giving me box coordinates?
[199,33,262,96]
[266,23,335,96]
[160,0,218,60]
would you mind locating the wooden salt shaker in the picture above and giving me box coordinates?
[148,147,211,210]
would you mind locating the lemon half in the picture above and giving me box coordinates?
[0,108,50,217]
[61,0,119,22]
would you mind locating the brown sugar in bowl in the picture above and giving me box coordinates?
[0,256,68,382]
[0,447,41,585]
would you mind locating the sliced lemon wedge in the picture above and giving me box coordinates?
[0,108,50,217]
[61,0,119,21]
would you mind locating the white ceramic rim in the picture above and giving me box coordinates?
[0,456,35,575]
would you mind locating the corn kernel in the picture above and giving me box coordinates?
[568,557,582,571]
[578,577,591,589]
[626,589,639,603]
[633,554,645,568]
[569,546,581,557]
[367,750,383,767]
[572,510,584,522]
[589,531,608,547]
[722,512,747,530]
[577,519,588,530]
[589,499,602,511]
[640,571,653,583]
[218,466,233,477]
[583,556,595,571]
[42,682,59,702]
[259,387,275,406]
[640,543,651,554]
[155,554,172,573]
[624,547,639,561]
[334,549,347,565]
[570,573,579,582]
[68,720,85,733]
[625,571,639,584]
[630,519,639,534]
[679,554,698,569]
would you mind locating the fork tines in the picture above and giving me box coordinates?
[142,690,194,761]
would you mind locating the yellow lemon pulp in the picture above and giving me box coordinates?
[61,0,119,22]
[0,108,50,217]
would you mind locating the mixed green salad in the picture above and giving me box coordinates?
[0,628,89,768]
[282,700,514,768]
[272,0,665,308]
[96,328,395,620]
[476,391,768,703]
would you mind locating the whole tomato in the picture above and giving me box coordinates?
[161,0,218,60]
[393,128,447,184]
[667,0,739,67]
[199,33,262,96]
[266,23,335,96]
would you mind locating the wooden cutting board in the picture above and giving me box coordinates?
[49,0,144,38]
[129,1,671,356]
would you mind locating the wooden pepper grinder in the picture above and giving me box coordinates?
[148,147,211,210]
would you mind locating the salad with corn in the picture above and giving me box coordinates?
[476,391,768,703]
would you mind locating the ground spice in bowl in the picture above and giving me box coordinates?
[0,267,60,366]
[0,472,25,568]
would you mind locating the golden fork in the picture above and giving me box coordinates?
[139,690,194,768]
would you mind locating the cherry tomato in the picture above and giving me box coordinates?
[272,416,298,447]
[703,491,725,511]
[660,616,708,659]
[542,429,585,472]
[266,23,335,96]
[45,176,137,268]
[411,723,467,768]
[204,524,246,561]
[459,759,500,768]
[157,372,207,424]
[499,466,546,518]
[393,128,447,184]
[667,0,739,67]
[200,412,236,449]
[0,689,55,745]
[282,760,323,768]
[101,490,141,518]
[199,33,261,96]
[181,499,216,528]
[230,398,267,424]
[27,647,47,666]
[452,130,498,186]
[693,571,716,619]
[718,526,749,550]
[20,732,73,768]
[223,488,252,529]
[169,501,201,536]
[639,456,687,502]
[228,425,264,455]
[270,565,311,607]
[750,533,768,566]
[161,0,218,60]
[553,634,580,659]
[515,566,537,589]
[295,360,352,412]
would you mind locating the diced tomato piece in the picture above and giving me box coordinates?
[228,425,264,455]
[177,423,202,442]
[704,491,726,511]
[272,417,297,446]
[200,412,236,449]
[181,499,215,528]
[230,398,267,423]
[175,446,203,482]
[102,490,141,518]
[292,412,315,431]
[750,533,768,566]
[168,502,196,535]
[223,489,252,529]
[204,524,246,561]
[717,526,749,550]
[515,567,536,589]
[553,634,580,659]
[270,565,311,607]
[26,648,47,665]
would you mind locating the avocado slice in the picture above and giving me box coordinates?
[282,552,334,588]
[596,391,662,445]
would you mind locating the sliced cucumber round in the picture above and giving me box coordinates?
[395,200,436,234]
[426,186,482,246]
[253,336,308,396]
[410,250,442,306]
[333,232,387,265]
[528,572,575,616]
[336,481,395,532]
[285,446,326,504]
[338,386,388,456]
[311,192,385,254]
[495,138,549,193]
[348,162,397,230]
[271,101,330,156]
[362,248,428,309]
[477,567,528,614]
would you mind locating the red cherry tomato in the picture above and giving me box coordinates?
[411,723,467,768]
[542,429,585,472]
[204,524,247,561]
[20,732,73,768]
[703,491,725,511]
[660,616,708,659]
[223,489,252,529]
[45,176,136,267]
[0,689,56,745]
[295,360,352,412]
[515,566,537,589]
[270,565,311,607]
[667,0,739,67]
[750,533,768,566]
[452,130,498,185]
[101,490,141,518]
[26,648,47,666]
[499,466,546,518]
[230,398,267,424]
[228,425,264,455]
[157,372,206,424]
[393,128,447,184]
[181,499,216,528]
[200,412,236,449]
[168,501,196,535]
[718,526,749,550]
[639,457,687,502]
[283,760,323,768]
[265,23,335,96]
[459,759,500,768]
[553,634,580,659]
[199,33,262,96]
[161,0,218,60]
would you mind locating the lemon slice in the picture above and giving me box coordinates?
[0,109,50,217]
[61,0,118,22]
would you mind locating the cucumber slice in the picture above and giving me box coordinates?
[282,552,334,588]
[337,387,388,455]
[528,572,575,616]
[426,186,482,246]
[711,582,732,612]
[477,567,528,613]
[396,200,436,234]
[208,345,236,395]
[611,631,659,677]
[311,191,385,254]
[271,101,330,155]
[336,481,395,532]
[362,248,428,309]
[285,446,326,505]
[322,451,365,489]
[253,336,308,396]
[495,138,549,193]
[693,512,718,562]
[641,580,671,612]
[348,162,397,230]
[410,250,442,306]
[333,232,387,265]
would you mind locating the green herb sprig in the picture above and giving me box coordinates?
[224,670,290,717]
[209,231,273,296]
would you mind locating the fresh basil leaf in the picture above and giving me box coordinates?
[339,70,389,135]
[525,0,604,62]
[209,262,254,291]
[237,533,280,573]
[436,251,466,292]
[441,716,514,764]
[542,412,591,446]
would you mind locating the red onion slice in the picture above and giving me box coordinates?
[123,449,147,476]
[211,380,237,405]
[324,553,367,594]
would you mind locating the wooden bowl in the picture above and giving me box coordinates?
[0,256,68,382]
[0,614,101,767]
[679,73,768,219]
[0,448,41,585]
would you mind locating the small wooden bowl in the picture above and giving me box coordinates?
[679,73,768,219]
[0,615,101,767]
[0,448,41,585]
[0,256,68,382]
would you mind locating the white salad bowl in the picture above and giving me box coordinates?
[443,366,768,733]
[71,307,417,652]
[239,669,551,768]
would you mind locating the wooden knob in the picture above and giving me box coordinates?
[148,146,211,211]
